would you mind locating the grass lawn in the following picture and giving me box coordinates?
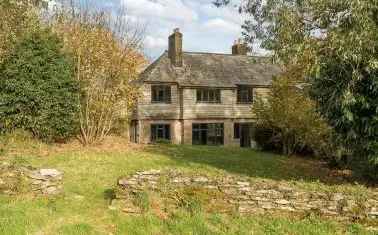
[0,134,377,235]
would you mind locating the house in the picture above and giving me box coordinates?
[130,28,281,147]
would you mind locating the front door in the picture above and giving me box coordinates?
[240,124,251,148]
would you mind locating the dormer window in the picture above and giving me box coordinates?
[237,85,253,104]
[197,89,221,103]
[151,85,171,103]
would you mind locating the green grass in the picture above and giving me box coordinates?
[0,134,376,235]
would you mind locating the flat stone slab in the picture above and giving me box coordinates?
[40,169,62,177]
[0,163,63,196]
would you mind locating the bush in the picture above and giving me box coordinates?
[0,27,79,142]
[254,126,282,152]
[253,76,334,157]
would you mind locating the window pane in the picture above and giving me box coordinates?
[157,128,164,139]
[165,125,170,139]
[151,124,171,142]
[151,125,157,141]
[216,91,221,102]
[151,85,171,103]
[192,130,200,145]
[234,123,240,139]
[204,90,209,101]
[197,89,221,103]
[158,89,164,101]
[209,90,214,101]
[237,86,253,103]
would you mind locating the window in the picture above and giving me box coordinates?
[151,85,171,103]
[151,124,170,142]
[237,86,253,104]
[234,123,240,139]
[192,123,224,145]
[197,89,221,103]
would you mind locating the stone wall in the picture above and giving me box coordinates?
[136,83,181,120]
[115,170,378,221]
[0,162,63,195]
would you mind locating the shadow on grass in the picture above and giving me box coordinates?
[103,188,116,205]
[142,144,363,187]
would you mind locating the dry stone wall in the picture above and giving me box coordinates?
[0,162,63,195]
[115,170,378,221]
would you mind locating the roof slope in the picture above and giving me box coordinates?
[138,51,281,88]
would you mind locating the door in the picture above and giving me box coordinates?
[192,123,224,146]
[240,124,251,148]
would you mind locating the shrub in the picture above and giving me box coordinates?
[254,126,282,152]
[0,27,79,142]
[253,76,334,157]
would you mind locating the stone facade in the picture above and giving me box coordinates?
[131,83,270,146]
[114,170,378,221]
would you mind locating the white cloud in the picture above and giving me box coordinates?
[121,0,199,23]
[115,0,257,58]
[145,35,167,49]
[202,18,241,35]
[199,3,244,25]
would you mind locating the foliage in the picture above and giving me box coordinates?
[216,0,378,179]
[308,1,378,179]
[52,10,145,145]
[0,27,79,142]
[0,0,47,62]
[253,74,333,156]
[254,126,281,152]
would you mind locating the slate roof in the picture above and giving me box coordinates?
[137,51,281,88]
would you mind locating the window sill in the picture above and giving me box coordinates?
[151,101,172,104]
[196,102,222,104]
[237,102,253,105]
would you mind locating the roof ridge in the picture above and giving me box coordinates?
[183,51,271,58]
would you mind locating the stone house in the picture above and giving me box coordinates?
[130,28,281,147]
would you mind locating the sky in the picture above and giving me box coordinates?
[65,0,262,59]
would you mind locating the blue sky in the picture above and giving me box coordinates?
[66,0,261,59]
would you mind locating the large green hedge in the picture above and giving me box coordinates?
[0,27,79,142]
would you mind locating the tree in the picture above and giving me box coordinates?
[52,9,146,145]
[216,0,378,179]
[0,27,79,142]
[253,71,332,156]
[0,0,48,62]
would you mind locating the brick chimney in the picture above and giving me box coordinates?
[168,28,183,67]
[232,39,248,55]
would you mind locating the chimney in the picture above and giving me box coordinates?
[168,28,183,67]
[232,39,248,55]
